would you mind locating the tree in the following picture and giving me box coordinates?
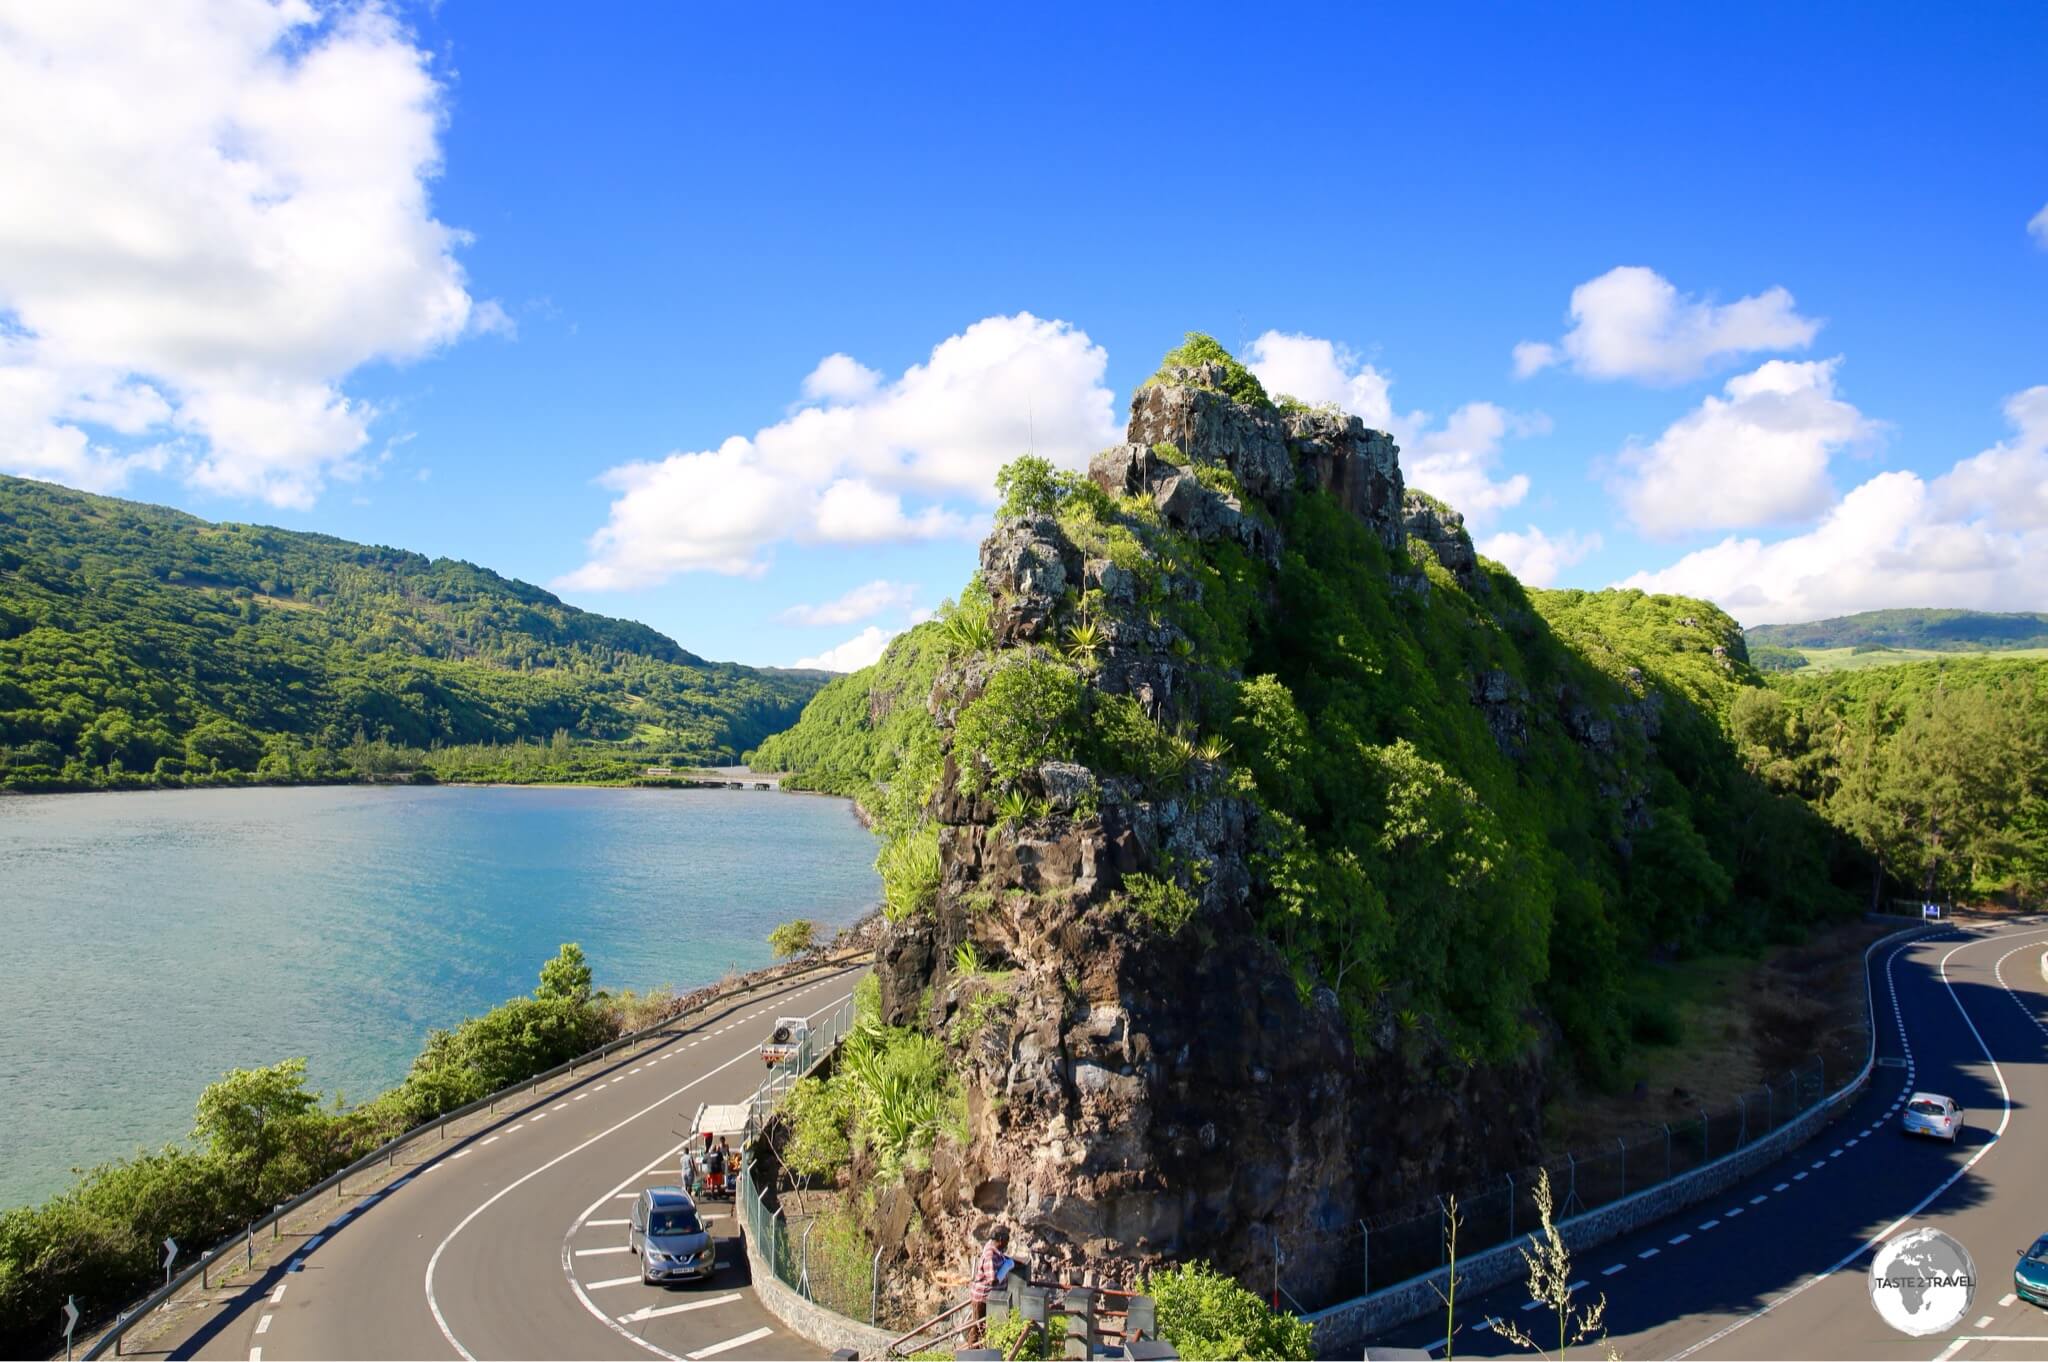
[536,942,593,1004]
[768,919,819,959]
[192,1058,342,1206]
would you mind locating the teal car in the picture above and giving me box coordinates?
[2018,1235,2048,1308]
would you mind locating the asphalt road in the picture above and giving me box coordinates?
[156,963,866,1362]
[1370,919,2048,1361]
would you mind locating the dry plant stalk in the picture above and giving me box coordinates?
[1491,1168,1618,1360]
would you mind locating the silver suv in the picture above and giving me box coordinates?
[629,1186,715,1284]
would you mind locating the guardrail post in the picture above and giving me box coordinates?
[201,1249,210,1290]
[870,1245,883,1325]
[246,1224,254,1268]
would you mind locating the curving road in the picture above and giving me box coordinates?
[1369,918,2048,1360]
[157,963,865,1362]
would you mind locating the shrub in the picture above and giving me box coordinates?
[782,1076,857,1180]
[952,661,1084,794]
[1146,333,1271,409]
[535,942,593,1004]
[879,828,942,921]
[1151,1260,1315,1361]
[1122,873,1199,934]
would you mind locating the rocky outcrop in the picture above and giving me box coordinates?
[866,368,1551,1315]
[1402,489,1478,583]
[1287,408,1406,551]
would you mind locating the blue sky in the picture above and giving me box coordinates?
[2,3,2044,668]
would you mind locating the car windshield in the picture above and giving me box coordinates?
[2028,1240,2048,1264]
[1908,1100,1946,1116]
[650,1211,700,1237]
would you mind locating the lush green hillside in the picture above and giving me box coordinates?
[1748,608,2048,657]
[0,475,825,791]
[1739,656,2048,902]
[751,344,1856,1082]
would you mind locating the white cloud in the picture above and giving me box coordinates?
[1514,266,1821,384]
[802,353,883,403]
[560,313,1118,590]
[1479,526,1603,587]
[779,579,918,627]
[1617,385,2048,625]
[1243,331,1539,528]
[2031,202,2048,247]
[794,625,896,672]
[0,1,489,507]
[1611,358,1877,537]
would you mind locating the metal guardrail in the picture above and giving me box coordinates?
[77,953,863,1360]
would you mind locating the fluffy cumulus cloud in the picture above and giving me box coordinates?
[1477,526,1602,588]
[1242,331,1540,528]
[1610,358,1877,537]
[560,313,1118,589]
[0,1,488,507]
[778,579,917,627]
[1617,385,2048,624]
[794,625,895,672]
[1514,266,1822,384]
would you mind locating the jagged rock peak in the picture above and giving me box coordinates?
[1402,488,1479,583]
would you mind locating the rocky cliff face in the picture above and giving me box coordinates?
[864,374,1548,1311]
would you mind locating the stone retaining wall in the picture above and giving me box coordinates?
[743,1230,898,1359]
[1306,923,1933,1356]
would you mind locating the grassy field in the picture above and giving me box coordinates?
[1779,645,2048,674]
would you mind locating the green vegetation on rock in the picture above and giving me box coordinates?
[1150,1260,1315,1361]
[1141,331,1272,408]
[0,474,824,792]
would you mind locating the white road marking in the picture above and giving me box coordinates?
[574,1094,588,1101]
[270,1283,286,1304]
[2001,1293,2018,1306]
[552,1103,569,1111]
[1668,1233,1691,1245]
[1699,1219,1720,1231]
[1975,1315,1995,1328]
[256,1314,273,1335]
[586,1275,642,1290]
[533,1113,548,1121]
[509,1124,524,1132]
[1725,1208,1745,1218]
[596,1083,609,1090]
[1602,1264,1627,1276]
[1748,1195,1767,1205]
[692,1327,778,1359]
[482,1136,500,1146]
[1793,1172,1809,1181]
[1421,1339,1448,1357]
[1638,1247,1660,1260]
[618,1293,743,1323]
[452,1149,472,1159]
[1812,1160,1826,1169]
[630,1068,642,1075]
[575,1245,633,1256]
[1567,1280,1587,1292]
[429,987,860,1362]
[1673,927,2047,1360]
[250,1351,261,1362]
[614,1193,637,1201]
[586,1218,630,1227]
[1521,1300,1542,1312]
[1846,1138,1860,1147]
[1772,1182,1789,1192]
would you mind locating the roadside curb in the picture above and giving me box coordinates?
[67,952,868,1362]
[1308,922,1937,1356]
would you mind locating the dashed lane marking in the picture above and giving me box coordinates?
[1748,1195,1767,1205]
[2001,1293,2018,1307]
[1725,1208,1744,1218]
[552,1102,569,1111]
[1699,1220,1720,1231]
[1975,1315,1995,1328]
[1602,1264,1627,1276]
[270,1283,286,1304]
[1793,1172,1809,1181]
[250,1351,261,1362]
[453,1149,472,1159]
[1772,1183,1789,1192]
[533,1113,548,1121]
[482,1136,500,1146]
[690,1326,794,1356]
[509,1124,524,1133]
[1668,1233,1691,1245]
[1521,1300,1542,1312]
[256,1314,273,1335]
[575,1094,588,1101]
[1567,1280,1587,1292]
[1638,1248,1660,1260]
[618,1293,744,1324]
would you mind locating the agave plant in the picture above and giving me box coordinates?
[953,942,986,977]
[996,788,1032,828]
[1064,620,1104,664]
[879,830,942,920]
[1194,735,1233,762]
[1168,635,1195,660]
[941,596,995,656]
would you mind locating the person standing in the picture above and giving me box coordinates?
[969,1225,1011,1342]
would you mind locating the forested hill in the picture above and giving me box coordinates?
[1748,608,2048,652]
[0,474,825,788]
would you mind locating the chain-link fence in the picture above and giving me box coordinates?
[1276,1055,1830,1312]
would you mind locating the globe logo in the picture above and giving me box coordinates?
[1868,1227,1977,1336]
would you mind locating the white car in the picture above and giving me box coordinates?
[1902,1092,1965,1143]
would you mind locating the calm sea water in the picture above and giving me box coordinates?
[0,784,879,1208]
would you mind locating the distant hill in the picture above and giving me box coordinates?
[1748,609,2048,653]
[0,474,825,788]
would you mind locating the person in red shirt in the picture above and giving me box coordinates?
[969,1225,1011,1342]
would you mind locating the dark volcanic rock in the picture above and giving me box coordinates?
[1402,489,1479,583]
[1286,408,1406,551]
[1127,365,1296,502]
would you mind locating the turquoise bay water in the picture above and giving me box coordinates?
[0,784,879,1208]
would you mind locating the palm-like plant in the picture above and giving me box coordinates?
[996,788,1033,828]
[1064,620,1104,665]
[953,942,986,977]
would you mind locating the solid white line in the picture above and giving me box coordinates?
[256,1314,273,1335]
[619,1293,743,1323]
[585,1275,642,1289]
[1672,926,2047,1360]
[269,1283,286,1304]
[575,1245,632,1256]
